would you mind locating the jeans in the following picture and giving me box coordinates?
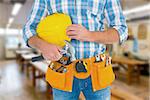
[52,76,111,100]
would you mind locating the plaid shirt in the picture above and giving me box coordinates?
[23,0,128,59]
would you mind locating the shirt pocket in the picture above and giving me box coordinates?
[87,0,105,16]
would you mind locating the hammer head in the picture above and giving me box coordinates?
[64,40,76,61]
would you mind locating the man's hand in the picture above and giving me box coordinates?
[39,42,62,61]
[28,36,62,61]
[66,24,93,42]
[66,24,120,44]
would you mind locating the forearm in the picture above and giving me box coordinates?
[28,36,46,50]
[90,28,120,44]
[28,36,62,61]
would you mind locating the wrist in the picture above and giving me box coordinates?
[28,36,47,50]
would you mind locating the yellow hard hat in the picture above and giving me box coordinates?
[36,13,72,47]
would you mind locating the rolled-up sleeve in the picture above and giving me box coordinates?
[23,0,47,46]
[104,0,128,45]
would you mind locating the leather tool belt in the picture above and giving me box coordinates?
[46,54,115,92]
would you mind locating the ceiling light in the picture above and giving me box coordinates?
[12,3,22,16]
[6,24,11,29]
[7,17,14,28]
[123,4,150,15]
[8,17,14,24]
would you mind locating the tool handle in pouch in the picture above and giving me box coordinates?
[32,55,44,62]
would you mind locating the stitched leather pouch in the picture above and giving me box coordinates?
[91,59,115,91]
[46,62,74,92]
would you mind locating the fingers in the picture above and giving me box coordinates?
[68,36,84,41]
[51,54,62,61]
[52,51,62,61]
[42,51,62,61]
[67,30,78,36]
[40,43,63,61]
[66,26,77,32]
[66,24,81,32]
[66,24,84,36]
[68,35,78,40]
[56,45,63,51]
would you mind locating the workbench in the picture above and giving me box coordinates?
[112,56,146,84]
[20,53,40,76]
[15,49,32,63]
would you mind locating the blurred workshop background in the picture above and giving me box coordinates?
[0,0,150,100]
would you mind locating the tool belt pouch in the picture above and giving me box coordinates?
[91,59,115,91]
[46,61,74,92]
[46,54,115,92]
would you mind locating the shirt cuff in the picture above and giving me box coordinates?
[113,26,128,45]
[23,33,36,48]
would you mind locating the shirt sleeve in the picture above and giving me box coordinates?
[23,0,48,46]
[104,0,128,45]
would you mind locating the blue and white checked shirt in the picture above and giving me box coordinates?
[23,0,128,59]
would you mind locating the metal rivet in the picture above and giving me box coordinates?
[85,82,88,87]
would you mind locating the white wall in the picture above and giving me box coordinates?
[0,32,27,60]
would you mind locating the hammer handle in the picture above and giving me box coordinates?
[31,55,44,62]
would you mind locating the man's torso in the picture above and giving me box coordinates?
[46,0,107,59]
